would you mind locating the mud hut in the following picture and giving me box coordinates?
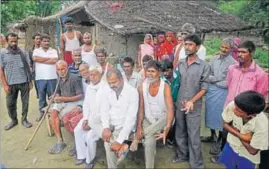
[18,0,252,61]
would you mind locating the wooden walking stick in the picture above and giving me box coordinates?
[24,78,60,151]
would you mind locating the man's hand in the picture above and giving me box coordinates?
[135,125,144,141]
[239,132,253,143]
[54,96,65,103]
[155,126,171,144]
[102,128,112,142]
[3,85,10,94]
[82,120,90,131]
[181,101,194,114]
[111,141,122,152]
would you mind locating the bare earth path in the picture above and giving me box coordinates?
[0,88,224,168]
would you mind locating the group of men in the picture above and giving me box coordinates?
[0,16,268,169]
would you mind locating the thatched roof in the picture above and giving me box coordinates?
[84,0,253,35]
[21,0,252,35]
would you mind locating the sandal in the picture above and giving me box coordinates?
[48,143,66,154]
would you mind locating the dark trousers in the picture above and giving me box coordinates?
[6,82,30,122]
[175,109,204,168]
[36,79,57,112]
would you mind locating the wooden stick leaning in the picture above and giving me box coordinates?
[24,78,60,151]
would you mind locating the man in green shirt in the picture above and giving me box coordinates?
[160,58,180,147]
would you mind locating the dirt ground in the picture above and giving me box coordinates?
[0,87,224,168]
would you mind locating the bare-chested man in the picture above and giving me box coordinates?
[60,17,83,65]
[81,32,97,66]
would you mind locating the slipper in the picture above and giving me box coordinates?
[116,144,129,166]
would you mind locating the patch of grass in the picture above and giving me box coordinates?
[204,39,269,68]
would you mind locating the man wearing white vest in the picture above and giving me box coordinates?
[131,60,174,168]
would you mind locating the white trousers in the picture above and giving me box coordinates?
[74,119,100,164]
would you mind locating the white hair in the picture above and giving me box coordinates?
[88,64,103,74]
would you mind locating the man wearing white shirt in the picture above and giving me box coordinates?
[101,69,139,168]
[121,56,142,88]
[74,64,105,169]
[33,34,58,121]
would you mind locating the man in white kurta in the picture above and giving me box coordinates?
[101,69,139,168]
[74,64,105,169]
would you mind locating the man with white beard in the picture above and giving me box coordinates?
[74,64,105,169]
[131,60,174,169]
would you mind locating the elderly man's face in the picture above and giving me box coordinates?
[184,40,199,56]
[123,62,133,75]
[220,43,232,57]
[89,70,101,85]
[56,63,68,78]
[107,73,123,93]
[146,67,160,84]
[79,65,89,79]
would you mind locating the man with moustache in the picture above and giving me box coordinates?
[131,60,174,168]
[173,34,210,169]
[60,17,83,65]
[121,56,142,88]
[201,38,237,154]
[0,33,32,130]
[95,47,113,82]
[210,41,268,164]
[48,60,83,154]
[68,49,86,76]
[101,69,139,168]
[32,34,58,122]
[74,64,105,168]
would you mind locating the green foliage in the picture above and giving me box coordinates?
[204,39,269,68]
[1,0,60,33]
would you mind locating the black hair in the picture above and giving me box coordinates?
[145,60,162,72]
[184,34,202,46]
[5,32,18,41]
[122,57,135,67]
[234,90,265,115]
[160,58,173,71]
[142,55,154,63]
[64,17,74,24]
[238,41,256,53]
[32,32,41,39]
[40,34,50,41]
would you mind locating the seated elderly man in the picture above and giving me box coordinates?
[48,60,84,154]
[74,64,106,168]
[121,56,142,88]
[62,63,91,156]
[131,60,174,169]
[101,68,139,168]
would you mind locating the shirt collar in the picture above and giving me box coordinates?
[179,55,201,65]
[235,60,256,72]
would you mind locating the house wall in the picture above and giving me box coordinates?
[95,23,144,63]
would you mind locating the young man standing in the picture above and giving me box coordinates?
[121,56,142,88]
[0,33,32,130]
[173,34,210,169]
[60,17,83,65]
[219,91,268,169]
[33,34,58,121]
[95,47,113,82]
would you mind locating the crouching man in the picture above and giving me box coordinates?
[48,60,83,154]
[74,64,106,169]
[131,60,174,168]
[101,69,139,168]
